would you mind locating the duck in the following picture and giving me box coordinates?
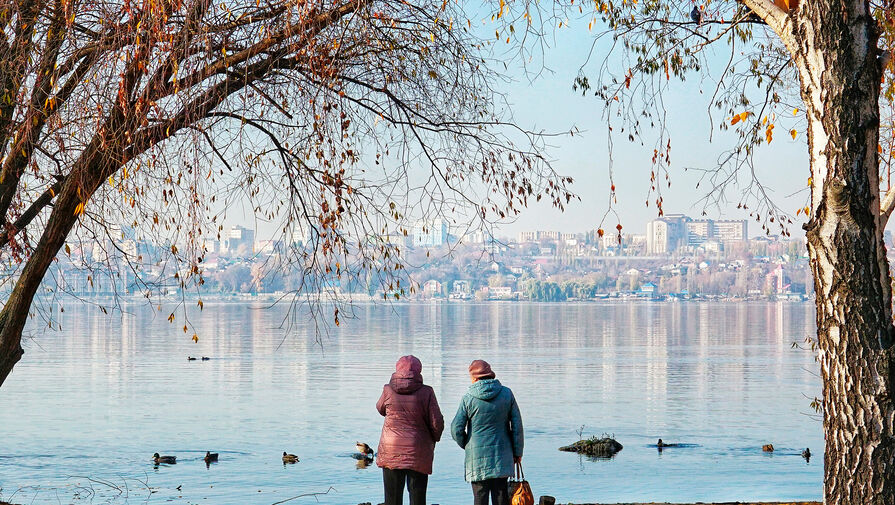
[354,442,374,460]
[201,357,210,361]
[762,444,775,452]
[187,357,197,361]
[204,451,219,463]
[153,453,176,464]
[802,448,811,460]
[282,452,299,464]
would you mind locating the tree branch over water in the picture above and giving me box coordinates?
[0,0,576,387]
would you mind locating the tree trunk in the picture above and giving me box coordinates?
[0,148,112,388]
[792,1,895,502]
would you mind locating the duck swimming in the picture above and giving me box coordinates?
[802,448,811,460]
[153,453,176,464]
[354,442,374,460]
[204,451,218,463]
[282,452,299,464]
[762,444,775,452]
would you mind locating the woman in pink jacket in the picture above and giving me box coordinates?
[376,355,445,505]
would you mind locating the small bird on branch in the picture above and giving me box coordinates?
[690,6,703,25]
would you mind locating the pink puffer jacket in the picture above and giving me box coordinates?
[376,355,444,474]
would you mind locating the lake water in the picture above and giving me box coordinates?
[0,301,822,504]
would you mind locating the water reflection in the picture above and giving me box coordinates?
[0,301,821,504]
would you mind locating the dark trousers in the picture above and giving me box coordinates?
[383,467,428,505]
[471,477,509,505]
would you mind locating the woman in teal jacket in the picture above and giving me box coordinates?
[451,360,523,505]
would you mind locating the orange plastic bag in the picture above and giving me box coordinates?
[511,462,534,505]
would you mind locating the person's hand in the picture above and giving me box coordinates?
[514,456,522,465]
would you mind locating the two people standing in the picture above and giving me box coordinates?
[375,356,524,505]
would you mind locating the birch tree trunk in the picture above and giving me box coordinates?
[752,0,895,501]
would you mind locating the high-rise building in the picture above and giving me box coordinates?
[517,231,537,243]
[413,219,448,247]
[714,220,748,241]
[225,225,255,256]
[646,214,689,254]
[686,220,714,246]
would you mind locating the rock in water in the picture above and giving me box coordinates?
[559,436,623,458]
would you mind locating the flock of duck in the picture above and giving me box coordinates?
[654,439,812,461]
[150,443,375,467]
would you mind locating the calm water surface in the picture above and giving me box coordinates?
[0,301,822,504]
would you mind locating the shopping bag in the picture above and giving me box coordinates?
[510,461,534,505]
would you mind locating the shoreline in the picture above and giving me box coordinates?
[562,502,822,505]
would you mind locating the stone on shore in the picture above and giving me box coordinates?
[558,436,623,457]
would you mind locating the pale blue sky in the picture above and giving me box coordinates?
[494,22,811,238]
[230,14,818,244]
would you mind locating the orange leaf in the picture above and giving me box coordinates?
[731,111,751,125]
[790,129,797,140]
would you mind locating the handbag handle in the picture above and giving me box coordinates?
[514,460,525,480]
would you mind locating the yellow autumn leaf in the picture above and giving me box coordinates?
[730,111,750,125]
[64,244,71,255]
[192,334,199,343]
[790,129,797,139]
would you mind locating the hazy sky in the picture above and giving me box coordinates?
[493,22,811,238]
[231,14,821,244]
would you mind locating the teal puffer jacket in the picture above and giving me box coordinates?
[451,379,523,482]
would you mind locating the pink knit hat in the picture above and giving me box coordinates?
[395,355,422,373]
[469,359,496,380]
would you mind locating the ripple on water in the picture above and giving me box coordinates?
[0,301,823,504]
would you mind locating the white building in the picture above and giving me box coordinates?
[714,220,748,241]
[413,219,449,247]
[646,214,689,254]
[686,220,713,246]
[225,225,255,256]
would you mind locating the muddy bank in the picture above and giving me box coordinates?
[560,502,821,505]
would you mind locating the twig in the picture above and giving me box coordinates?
[271,486,336,505]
